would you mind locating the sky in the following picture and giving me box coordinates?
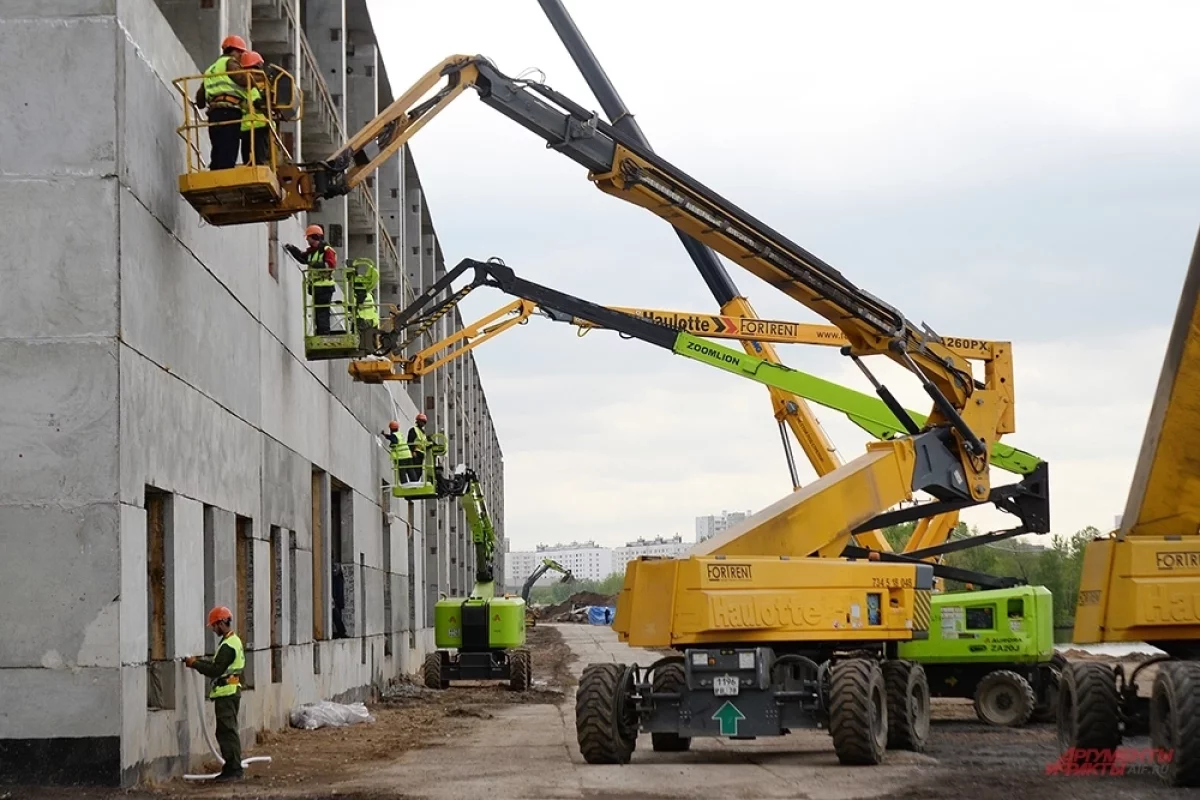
[365,0,1200,552]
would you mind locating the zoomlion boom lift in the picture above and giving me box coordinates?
[1058,228,1200,788]
[174,56,1050,764]
[405,458,532,691]
[376,256,1050,764]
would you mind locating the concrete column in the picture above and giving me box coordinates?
[302,0,347,257]
[153,0,249,70]
[345,40,380,266]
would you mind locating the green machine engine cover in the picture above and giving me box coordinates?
[434,596,527,650]
[898,585,1054,665]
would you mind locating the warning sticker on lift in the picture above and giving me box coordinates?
[941,606,964,639]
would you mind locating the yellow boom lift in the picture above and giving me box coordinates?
[174,56,1050,766]
[1059,228,1200,787]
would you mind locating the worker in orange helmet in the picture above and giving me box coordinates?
[404,413,432,484]
[183,606,246,781]
[194,35,249,170]
[286,224,339,335]
[236,51,272,167]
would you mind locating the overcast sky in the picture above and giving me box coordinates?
[366,0,1200,552]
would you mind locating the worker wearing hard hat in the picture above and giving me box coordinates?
[183,606,246,782]
[383,420,419,486]
[236,51,272,167]
[350,257,380,334]
[194,35,249,170]
[406,413,432,483]
[286,225,339,335]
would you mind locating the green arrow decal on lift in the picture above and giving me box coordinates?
[712,700,746,736]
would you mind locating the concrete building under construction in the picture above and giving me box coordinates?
[0,0,504,786]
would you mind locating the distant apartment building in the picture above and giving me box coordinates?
[695,509,754,543]
[505,541,616,588]
[613,534,691,575]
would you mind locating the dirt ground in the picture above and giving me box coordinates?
[2,632,1186,800]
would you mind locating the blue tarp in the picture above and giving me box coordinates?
[587,606,616,625]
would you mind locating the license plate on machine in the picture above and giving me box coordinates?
[713,675,739,696]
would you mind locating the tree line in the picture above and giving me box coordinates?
[526,523,1097,626]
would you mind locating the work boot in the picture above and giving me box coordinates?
[214,768,244,782]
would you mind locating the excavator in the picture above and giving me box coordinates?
[173,52,1050,765]
[1056,228,1200,787]
[521,558,574,627]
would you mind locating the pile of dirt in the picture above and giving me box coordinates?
[542,591,615,618]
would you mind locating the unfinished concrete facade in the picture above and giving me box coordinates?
[0,0,503,787]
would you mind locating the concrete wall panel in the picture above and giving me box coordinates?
[258,327,333,472]
[0,179,119,340]
[119,502,149,664]
[118,345,260,518]
[2,667,120,738]
[0,340,119,504]
[261,435,311,541]
[170,496,206,657]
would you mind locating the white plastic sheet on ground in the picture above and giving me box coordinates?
[288,700,376,730]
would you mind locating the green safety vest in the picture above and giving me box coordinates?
[202,56,244,109]
[411,425,430,455]
[308,246,336,287]
[350,258,379,326]
[240,86,269,132]
[390,434,411,462]
[209,632,245,699]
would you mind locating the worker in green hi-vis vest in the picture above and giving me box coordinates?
[184,606,246,782]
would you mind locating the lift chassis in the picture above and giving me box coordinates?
[576,635,933,765]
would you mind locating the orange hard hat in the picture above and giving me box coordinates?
[221,35,248,52]
[207,606,233,627]
[416,413,427,423]
[389,420,400,431]
[305,224,324,238]
[240,51,264,68]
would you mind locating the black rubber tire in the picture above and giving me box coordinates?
[575,662,637,764]
[1050,652,1068,671]
[509,648,531,692]
[1150,661,1200,787]
[423,651,443,690]
[1057,661,1121,752]
[1032,665,1061,723]
[829,659,888,766]
[883,660,930,752]
[974,669,1036,727]
[650,663,691,752]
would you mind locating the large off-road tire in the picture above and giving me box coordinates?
[650,663,691,752]
[1057,661,1120,751]
[423,651,444,690]
[1033,664,1061,723]
[1150,661,1200,787]
[829,659,888,766]
[509,648,531,692]
[575,662,637,764]
[883,660,930,752]
[974,669,1036,727]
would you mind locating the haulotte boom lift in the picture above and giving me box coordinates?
[372,255,1050,763]
[1057,229,1200,787]
[173,55,1053,764]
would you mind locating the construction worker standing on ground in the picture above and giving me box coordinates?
[184,606,245,782]
[236,51,271,166]
[194,35,248,170]
[351,257,380,336]
[286,225,339,335]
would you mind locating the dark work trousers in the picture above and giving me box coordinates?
[213,693,243,775]
[240,125,271,166]
[207,107,242,170]
[312,285,335,334]
[401,454,423,483]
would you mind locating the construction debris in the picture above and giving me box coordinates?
[542,591,616,621]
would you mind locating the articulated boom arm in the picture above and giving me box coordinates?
[309,55,1011,506]
[461,472,498,598]
[370,257,1048,585]
[520,558,574,607]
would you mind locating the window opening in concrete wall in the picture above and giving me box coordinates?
[360,552,367,665]
[289,530,299,646]
[382,482,392,658]
[270,526,283,684]
[146,487,176,711]
[311,469,326,643]
[330,482,350,639]
[236,515,256,690]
